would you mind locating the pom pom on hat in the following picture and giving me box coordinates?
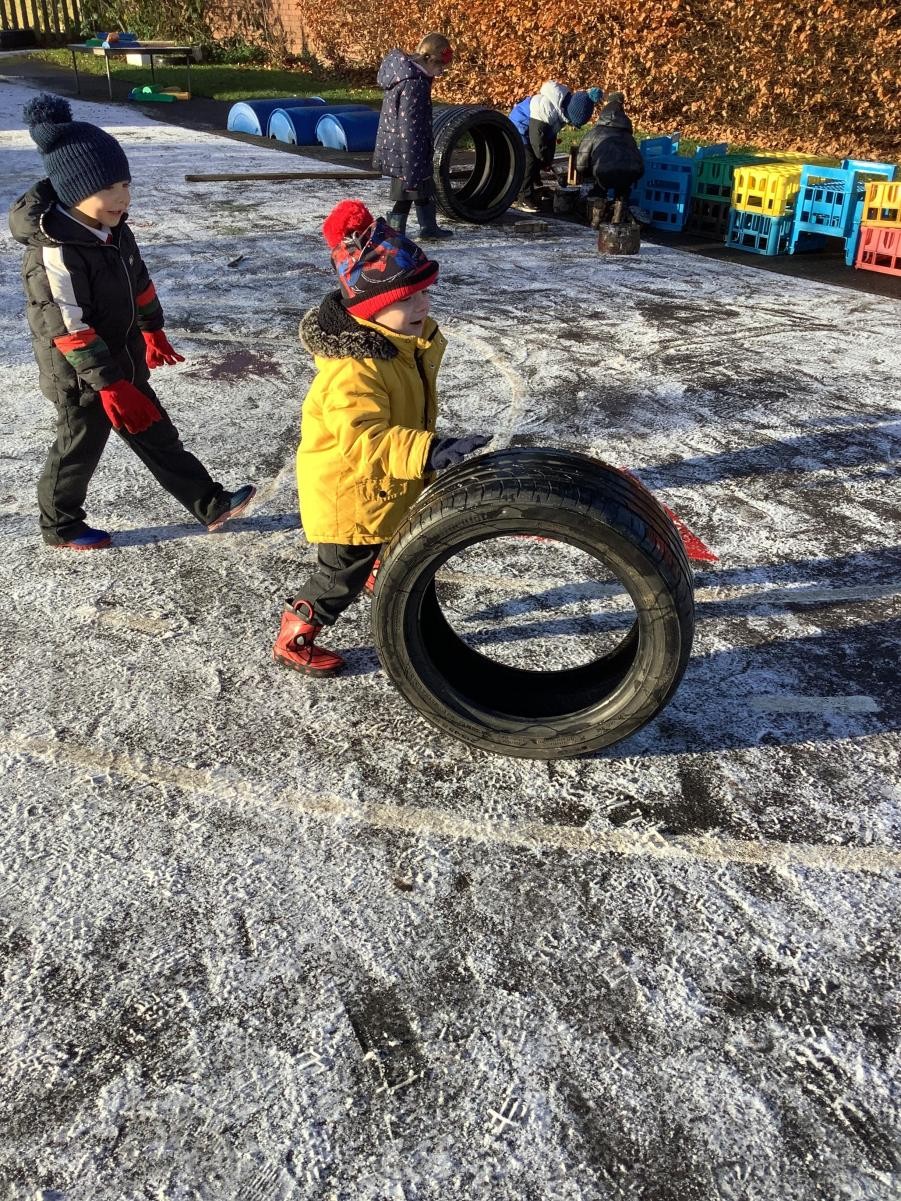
[23,93,73,150]
[587,86,604,105]
[322,200,374,249]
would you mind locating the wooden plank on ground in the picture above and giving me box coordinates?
[185,170,383,183]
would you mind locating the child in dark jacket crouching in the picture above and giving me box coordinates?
[8,94,255,550]
[372,32,455,241]
[273,200,488,677]
[575,92,645,218]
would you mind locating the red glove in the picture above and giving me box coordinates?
[98,380,161,435]
[142,329,185,369]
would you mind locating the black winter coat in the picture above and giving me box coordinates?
[372,49,434,188]
[576,107,645,185]
[8,179,164,408]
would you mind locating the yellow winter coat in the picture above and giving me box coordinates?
[296,291,446,545]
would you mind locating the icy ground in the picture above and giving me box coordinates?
[0,82,899,1200]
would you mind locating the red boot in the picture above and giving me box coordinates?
[273,600,345,676]
[364,557,381,595]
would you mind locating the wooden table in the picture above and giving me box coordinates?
[67,43,195,100]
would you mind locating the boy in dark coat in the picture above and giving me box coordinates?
[9,95,254,549]
[372,32,454,241]
[508,83,596,211]
[575,92,645,218]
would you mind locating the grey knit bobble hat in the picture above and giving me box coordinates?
[23,93,131,207]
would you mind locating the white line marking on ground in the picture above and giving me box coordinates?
[749,695,880,715]
[7,735,900,877]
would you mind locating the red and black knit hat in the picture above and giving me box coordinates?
[323,200,438,321]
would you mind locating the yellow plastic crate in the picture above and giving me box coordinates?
[862,180,901,227]
[732,164,803,217]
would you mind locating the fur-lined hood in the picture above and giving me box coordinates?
[299,290,439,361]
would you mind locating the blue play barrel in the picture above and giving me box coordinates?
[268,104,373,144]
[226,97,325,136]
[316,110,381,152]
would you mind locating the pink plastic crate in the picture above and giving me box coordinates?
[855,225,901,276]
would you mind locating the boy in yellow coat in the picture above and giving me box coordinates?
[274,200,488,676]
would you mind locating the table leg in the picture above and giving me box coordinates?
[185,57,191,95]
[150,53,156,83]
[104,53,112,100]
[71,50,81,95]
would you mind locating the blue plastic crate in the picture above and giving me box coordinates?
[634,158,693,229]
[639,133,681,158]
[694,142,729,159]
[841,158,898,178]
[636,184,691,229]
[788,161,896,254]
[843,199,868,267]
[728,208,825,256]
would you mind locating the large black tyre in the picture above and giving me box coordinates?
[432,106,526,223]
[371,448,695,759]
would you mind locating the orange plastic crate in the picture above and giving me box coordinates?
[862,180,901,226]
[855,225,901,275]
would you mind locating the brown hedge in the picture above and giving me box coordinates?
[290,0,901,159]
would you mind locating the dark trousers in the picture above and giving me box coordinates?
[388,175,434,219]
[38,392,226,544]
[588,168,643,203]
[299,543,381,626]
[519,119,556,202]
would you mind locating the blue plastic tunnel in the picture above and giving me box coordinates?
[268,105,374,144]
[316,111,381,152]
[226,97,325,136]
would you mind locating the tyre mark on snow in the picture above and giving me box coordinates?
[749,695,880,715]
[6,734,900,877]
[449,327,529,448]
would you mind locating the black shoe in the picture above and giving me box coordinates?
[207,484,256,531]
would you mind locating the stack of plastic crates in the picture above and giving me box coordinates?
[688,154,774,236]
[855,178,901,276]
[788,159,897,264]
[726,163,825,255]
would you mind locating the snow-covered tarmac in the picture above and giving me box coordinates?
[1,82,899,1199]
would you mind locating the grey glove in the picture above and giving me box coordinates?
[425,434,491,472]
